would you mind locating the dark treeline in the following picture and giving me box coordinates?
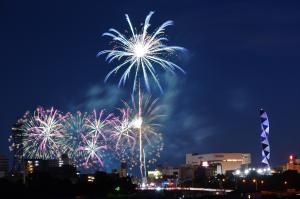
[0,171,135,198]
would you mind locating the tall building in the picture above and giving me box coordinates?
[0,154,9,177]
[260,109,271,168]
[186,153,251,174]
[10,118,25,173]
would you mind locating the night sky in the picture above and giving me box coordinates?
[1,0,300,169]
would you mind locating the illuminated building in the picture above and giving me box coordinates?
[0,154,8,177]
[186,153,251,174]
[283,155,300,173]
[25,159,59,174]
[87,175,95,182]
[148,169,162,179]
[118,161,127,178]
[59,154,71,167]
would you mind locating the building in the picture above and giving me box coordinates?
[186,153,251,174]
[25,159,59,174]
[0,154,9,177]
[179,164,216,186]
[160,166,180,178]
[118,161,127,178]
[10,117,26,173]
[59,154,71,167]
[283,155,300,173]
[148,169,162,180]
[25,159,77,182]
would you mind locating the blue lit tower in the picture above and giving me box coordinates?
[260,109,270,168]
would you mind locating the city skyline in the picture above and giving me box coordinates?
[1,0,300,170]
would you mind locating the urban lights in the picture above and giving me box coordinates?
[234,167,271,177]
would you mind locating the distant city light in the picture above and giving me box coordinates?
[234,167,271,177]
[202,161,209,167]
[87,175,95,182]
[141,183,146,188]
[289,155,294,163]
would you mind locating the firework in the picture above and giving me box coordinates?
[85,109,113,139]
[62,111,88,164]
[111,89,164,177]
[9,102,164,173]
[128,89,164,177]
[109,108,137,166]
[98,11,185,94]
[22,107,68,159]
[77,132,108,168]
[76,109,113,169]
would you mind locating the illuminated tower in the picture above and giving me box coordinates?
[260,109,270,168]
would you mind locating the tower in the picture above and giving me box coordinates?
[10,120,24,173]
[260,109,270,168]
[9,113,28,174]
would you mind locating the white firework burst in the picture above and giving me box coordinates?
[98,11,185,94]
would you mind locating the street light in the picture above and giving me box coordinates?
[253,179,257,191]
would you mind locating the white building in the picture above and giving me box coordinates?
[186,153,251,174]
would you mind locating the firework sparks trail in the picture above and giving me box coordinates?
[111,88,164,177]
[98,11,185,94]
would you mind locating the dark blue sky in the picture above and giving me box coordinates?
[1,0,300,168]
